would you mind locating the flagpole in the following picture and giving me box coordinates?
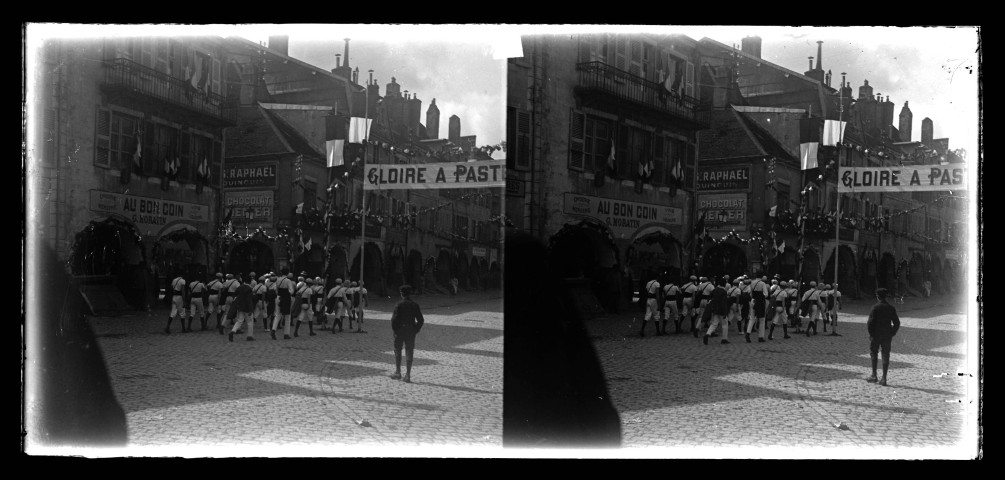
[830,85,845,336]
[359,83,369,286]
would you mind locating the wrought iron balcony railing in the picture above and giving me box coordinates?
[102,58,236,124]
[576,61,710,128]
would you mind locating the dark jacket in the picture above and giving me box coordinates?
[233,283,254,313]
[710,286,730,316]
[866,300,901,339]
[391,298,425,335]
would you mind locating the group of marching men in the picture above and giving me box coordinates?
[640,273,842,345]
[164,268,368,342]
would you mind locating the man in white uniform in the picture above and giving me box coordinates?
[165,273,186,334]
[270,270,296,340]
[207,272,224,330]
[662,280,681,334]
[188,276,208,332]
[639,277,661,337]
[768,281,791,340]
[353,281,368,333]
[745,275,770,343]
[682,276,698,336]
[326,278,347,333]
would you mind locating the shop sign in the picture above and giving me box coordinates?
[698,193,747,231]
[223,163,277,188]
[697,166,750,190]
[89,190,209,229]
[225,191,274,223]
[563,192,683,239]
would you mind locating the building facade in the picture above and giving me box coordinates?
[507,33,711,312]
[29,35,235,310]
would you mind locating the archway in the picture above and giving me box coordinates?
[436,249,453,287]
[878,252,897,290]
[326,245,348,288]
[350,242,385,296]
[406,250,423,289]
[469,256,483,290]
[699,242,747,281]
[800,248,821,285]
[157,227,209,305]
[488,261,501,289]
[229,239,275,281]
[385,246,406,292]
[823,245,857,297]
[768,247,799,282]
[909,252,925,292]
[631,229,683,285]
[860,250,878,296]
[456,251,470,290]
[548,219,621,313]
[69,217,148,310]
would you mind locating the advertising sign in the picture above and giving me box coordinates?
[838,165,966,192]
[563,193,683,239]
[364,160,505,190]
[472,246,487,258]
[697,166,750,191]
[698,193,747,231]
[223,163,278,188]
[89,190,209,232]
[225,190,274,223]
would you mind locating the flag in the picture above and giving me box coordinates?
[326,139,346,167]
[348,117,372,144]
[132,131,143,172]
[799,117,821,170]
[223,207,233,225]
[304,236,312,252]
[822,120,847,147]
[769,205,777,217]
[606,138,617,177]
[777,240,786,254]
[296,202,304,214]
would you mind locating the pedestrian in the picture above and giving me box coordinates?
[745,275,769,343]
[188,275,208,331]
[207,272,225,330]
[165,272,186,334]
[252,275,268,332]
[325,278,347,333]
[639,276,661,337]
[271,269,296,340]
[786,280,800,330]
[390,285,425,383]
[313,277,326,330]
[694,276,714,336]
[738,275,752,333]
[829,283,842,331]
[294,277,317,337]
[681,276,698,335]
[662,279,681,334]
[866,288,901,386]
[220,273,240,333]
[264,273,278,330]
[820,284,833,332]
[339,279,353,331]
[353,281,368,334]
[450,277,459,296]
[345,281,358,329]
[799,281,818,335]
[767,281,791,340]
[727,277,741,334]
[702,276,730,345]
[805,282,824,336]
[228,275,256,342]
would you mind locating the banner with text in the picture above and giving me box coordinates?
[697,193,748,231]
[839,165,967,192]
[223,163,278,189]
[89,190,209,233]
[697,166,750,191]
[563,193,683,239]
[364,160,505,190]
[225,190,274,224]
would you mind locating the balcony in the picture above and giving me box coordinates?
[102,58,236,125]
[575,62,710,129]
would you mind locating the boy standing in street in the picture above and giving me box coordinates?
[390,285,425,383]
[867,288,901,386]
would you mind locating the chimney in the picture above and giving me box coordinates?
[449,114,461,143]
[858,79,873,100]
[335,54,341,69]
[808,57,814,71]
[740,35,761,59]
[268,36,289,57]
[343,38,350,70]
[386,77,401,98]
[426,98,440,139]
[899,101,913,142]
[921,117,934,146]
[815,41,823,71]
[825,70,832,87]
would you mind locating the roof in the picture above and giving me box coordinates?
[699,109,770,161]
[260,106,324,159]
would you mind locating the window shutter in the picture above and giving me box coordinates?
[155,38,169,74]
[212,57,221,95]
[141,38,154,68]
[94,107,110,167]
[516,109,531,171]
[568,109,585,171]
[629,40,642,77]
[686,61,695,98]
[615,36,627,71]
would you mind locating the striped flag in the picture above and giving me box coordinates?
[348,117,372,144]
[132,131,143,172]
[822,120,847,147]
[799,117,821,170]
[326,139,346,167]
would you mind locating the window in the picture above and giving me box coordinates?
[303,180,317,212]
[94,107,140,169]
[568,110,612,172]
[684,142,696,189]
[777,183,790,212]
[146,124,177,177]
[629,40,643,77]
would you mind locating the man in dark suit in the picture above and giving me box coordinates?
[390,285,424,383]
[867,288,901,386]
